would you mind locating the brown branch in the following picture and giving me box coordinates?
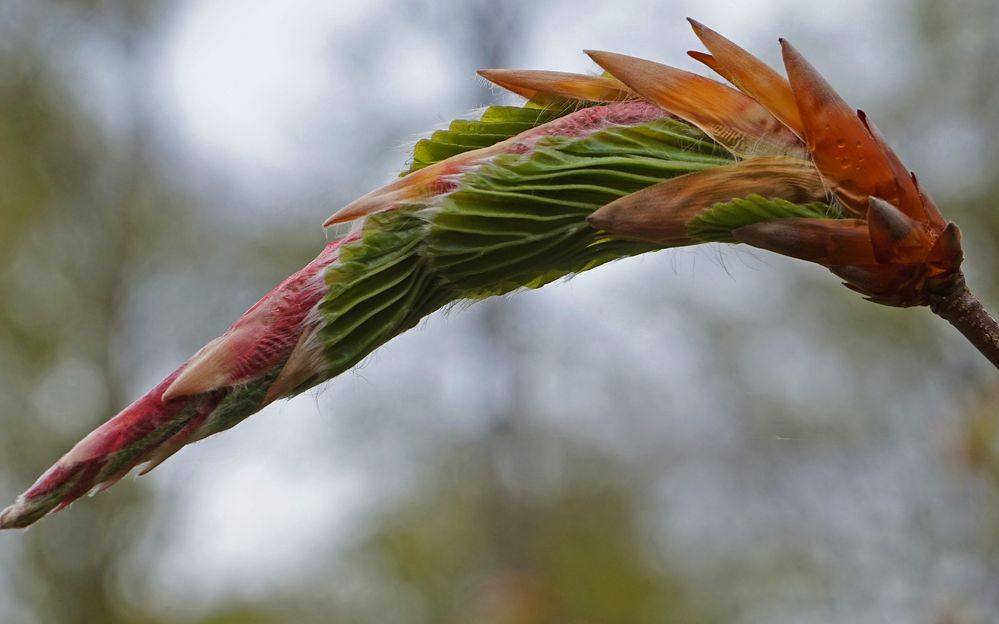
[929,274,999,369]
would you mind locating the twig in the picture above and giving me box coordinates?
[929,274,999,369]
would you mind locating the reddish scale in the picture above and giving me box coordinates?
[10,369,188,520]
[428,178,459,196]
[138,390,226,474]
[51,464,101,513]
[207,238,349,385]
[17,384,228,524]
[1,237,353,527]
[421,160,473,200]
[521,101,667,142]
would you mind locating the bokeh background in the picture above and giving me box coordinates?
[1,1,999,622]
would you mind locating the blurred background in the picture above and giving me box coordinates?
[1,0,998,622]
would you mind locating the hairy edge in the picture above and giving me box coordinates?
[324,101,673,227]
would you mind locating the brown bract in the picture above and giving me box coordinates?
[588,157,825,245]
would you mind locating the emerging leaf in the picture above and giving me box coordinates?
[1,19,970,530]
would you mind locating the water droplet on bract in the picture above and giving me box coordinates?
[836,139,846,148]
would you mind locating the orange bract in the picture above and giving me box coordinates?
[780,41,920,219]
[688,19,804,138]
[476,69,633,103]
[578,21,962,307]
[585,49,806,159]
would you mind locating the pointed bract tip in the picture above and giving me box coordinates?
[476,69,509,83]
[866,196,928,264]
[584,51,652,84]
[779,39,813,74]
[687,50,721,71]
[586,209,615,232]
[867,196,916,236]
[779,39,802,64]
[687,17,720,40]
[475,68,633,103]
[926,221,964,270]
[583,49,614,63]
[476,69,524,95]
